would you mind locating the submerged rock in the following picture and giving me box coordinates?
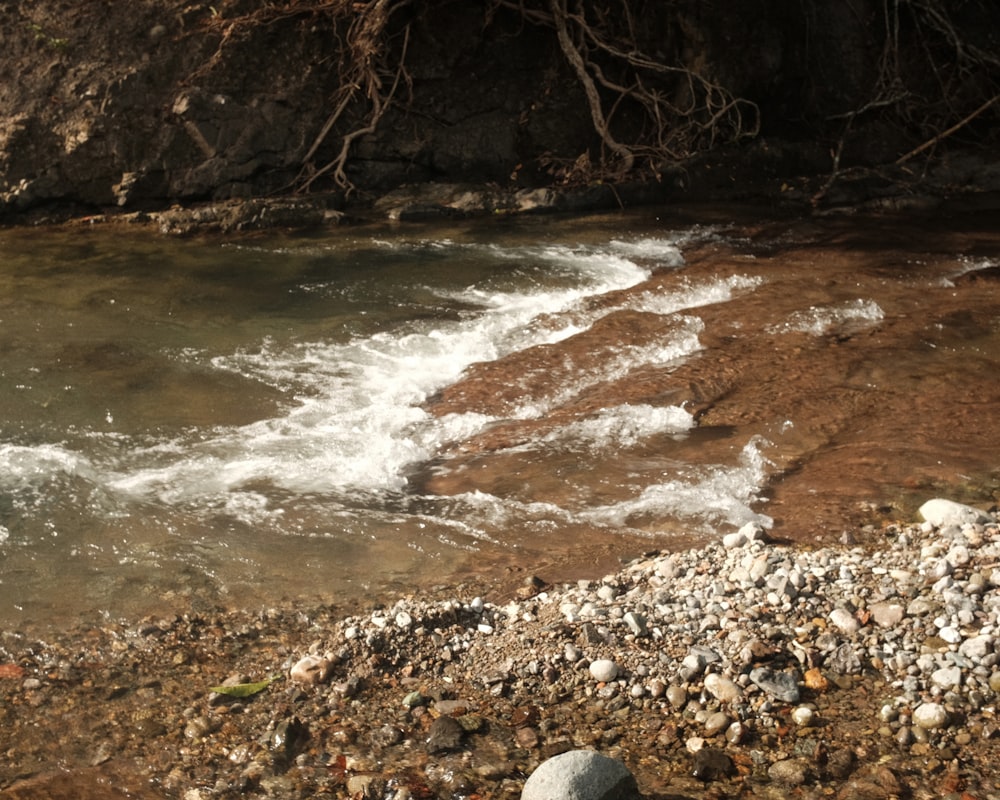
[426,715,465,754]
[692,747,735,781]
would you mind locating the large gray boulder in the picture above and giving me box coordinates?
[521,750,640,800]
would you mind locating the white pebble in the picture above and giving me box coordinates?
[939,626,962,644]
[791,706,815,727]
[589,659,619,682]
[913,702,949,730]
[829,608,860,634]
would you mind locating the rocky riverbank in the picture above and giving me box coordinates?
[3,498,1000,799]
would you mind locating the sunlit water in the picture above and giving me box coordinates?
[1,206,998,631]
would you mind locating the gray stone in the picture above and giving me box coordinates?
[521,750,640,800]
[826,642,864,675]
[959,634,993,661]
[623,611,647,636]
[749,667,801,703]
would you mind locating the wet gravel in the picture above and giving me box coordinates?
[5,507,1000,799]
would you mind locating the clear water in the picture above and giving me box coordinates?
[1,207,998,631]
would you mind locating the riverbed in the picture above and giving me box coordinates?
[1,204,998,632]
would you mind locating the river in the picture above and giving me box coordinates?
[1,204,998,632]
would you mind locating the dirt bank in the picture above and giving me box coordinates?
[2,1,999,227]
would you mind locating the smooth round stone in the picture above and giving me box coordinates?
[913,702,949,730]
[704,673,742,703]
[791,706,816,727]
[704,711,730,736]
[589,659,619,682]
[829,608,860,634]
[521,750,640,800]
[725,721,746,745]
[666,684,687,708]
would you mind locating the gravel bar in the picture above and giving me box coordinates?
[4,501,1000,799]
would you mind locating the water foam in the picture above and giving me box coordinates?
[581,436,774,531]
[540,404,695,452]
[0,443,96,492]
[105,238,673,506]
[770,299,884,336]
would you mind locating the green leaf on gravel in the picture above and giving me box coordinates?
[209,675,280,697]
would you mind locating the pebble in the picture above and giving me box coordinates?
[588,659,619,682]
[913,702,949,729]
[829,607,860,634]
[768,758,811,786]
[289,655,332,685]
[703,711,730,736]
[791,706,816,727]
[703,672,742,703]
[666,684,687,708]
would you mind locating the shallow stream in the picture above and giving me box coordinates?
[1,204,998,632]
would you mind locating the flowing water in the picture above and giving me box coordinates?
[1,205,998,632]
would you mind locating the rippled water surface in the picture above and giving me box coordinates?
[1,205,998,631]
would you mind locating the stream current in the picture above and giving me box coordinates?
[1,205,998,632]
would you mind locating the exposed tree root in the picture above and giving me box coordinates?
[500,0,759,184]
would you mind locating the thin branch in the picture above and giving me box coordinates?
[896,93,1000,165]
